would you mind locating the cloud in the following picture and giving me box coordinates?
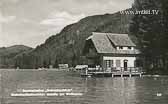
[0,0,134,47]
[40,11,85,26]
[48,0,134,16]
[8,0,20,3]
[0,15,16,23]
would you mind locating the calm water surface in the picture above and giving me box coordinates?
[0,69,168,104]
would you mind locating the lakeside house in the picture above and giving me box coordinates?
[83,32,142,72]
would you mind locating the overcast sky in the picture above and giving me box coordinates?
[0,0,134,48]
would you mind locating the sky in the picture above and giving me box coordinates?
[0,0,134,48]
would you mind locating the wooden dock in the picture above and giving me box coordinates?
[80,67,143,77]
[111,71,142,77]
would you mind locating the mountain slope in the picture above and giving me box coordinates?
[16,10,133,69]
[0,45,33,68]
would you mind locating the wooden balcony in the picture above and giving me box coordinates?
[81,67,143,77]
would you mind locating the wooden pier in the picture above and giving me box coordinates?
[81,67,142,77]
[111,71,142,77]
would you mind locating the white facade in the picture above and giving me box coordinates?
[103,56,136,68]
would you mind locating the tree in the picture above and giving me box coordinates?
[43,60,47,68]
[129,0,165,72]
[54,59,58,68]
[159,0,168,71]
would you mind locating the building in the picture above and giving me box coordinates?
[83,32,142,72]
[58,64,69,70]
[75,65,88,71]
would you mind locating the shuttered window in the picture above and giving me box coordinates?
[116,60,121,67]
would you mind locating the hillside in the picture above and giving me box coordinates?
[0,45,33,68]
[15,10,133,69]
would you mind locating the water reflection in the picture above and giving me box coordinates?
[134,77,168,104]
[82,77,137,104]
[0,70,168,104]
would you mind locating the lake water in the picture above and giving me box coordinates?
[0,69,168,104]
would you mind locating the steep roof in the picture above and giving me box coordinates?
[87,33,116,54]
[86,32,140,54]
[107,33,136,47]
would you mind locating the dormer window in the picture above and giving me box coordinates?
[128,46,132,49]
[119,46,123,49]
[117,46,134,50]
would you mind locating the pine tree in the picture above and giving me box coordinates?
[53,58,58,68]
[43,60,47,68]
[129,0,163,71]
[159,0,168,71]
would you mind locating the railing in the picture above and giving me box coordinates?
[86,67,142,73]
[111,67,143,73]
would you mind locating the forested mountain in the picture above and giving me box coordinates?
[0,45,33,68]
[15,10,133,69]
[2,0,168,74]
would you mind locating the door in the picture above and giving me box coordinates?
[124,60,128,71]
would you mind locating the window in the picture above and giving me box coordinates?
[119,46,123,49]
[116,60,121,67]
[110,60,113,67]
[104,60,113,68]
[128,46,132,49]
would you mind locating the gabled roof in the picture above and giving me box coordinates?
[86,32,140,54]
[87,33,116,54]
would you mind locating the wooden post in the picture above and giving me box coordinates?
[121,74,123,77]
[129,74,132,77]
[85,68,88,75]
[140,73,142,77]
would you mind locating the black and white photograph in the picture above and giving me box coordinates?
[0,0,168,104]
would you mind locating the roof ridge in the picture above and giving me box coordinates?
[106,34,117,47]
[92,32,128,35]
[106,33,128,36]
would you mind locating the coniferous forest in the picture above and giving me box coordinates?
[130,0,168,74]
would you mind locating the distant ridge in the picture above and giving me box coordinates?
[0,45,33,68]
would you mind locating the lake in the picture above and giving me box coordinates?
[0,69,168,104]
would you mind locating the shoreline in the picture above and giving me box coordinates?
[0,69,168,77]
